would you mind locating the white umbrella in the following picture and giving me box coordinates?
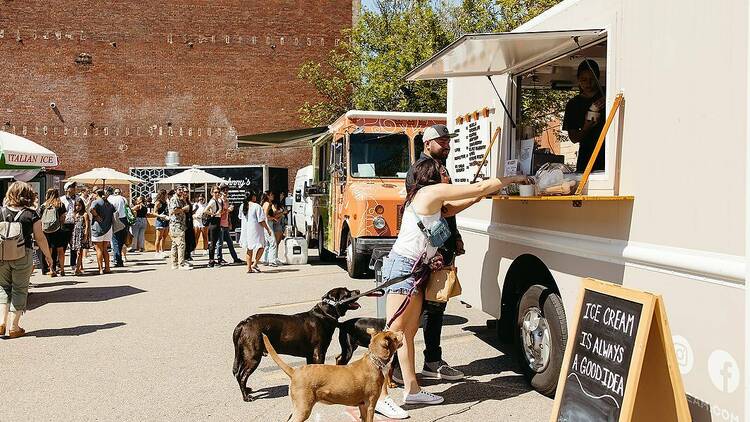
[155,166,228,185]
[66,167,145,186]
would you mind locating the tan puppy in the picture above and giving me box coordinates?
[262,329,403,422]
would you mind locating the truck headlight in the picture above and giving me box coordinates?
[373,216,386,229]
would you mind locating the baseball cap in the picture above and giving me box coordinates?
[423,124,457,142]
[64,181,77,190]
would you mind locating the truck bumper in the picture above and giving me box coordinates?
[354,237,397,255]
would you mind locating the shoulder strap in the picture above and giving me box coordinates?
[409,205,428,234]
[13,208,26,222]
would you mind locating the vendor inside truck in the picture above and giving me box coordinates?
[563,59,606,172]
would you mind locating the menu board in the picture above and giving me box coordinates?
[557,289,642,421]
[551,279,691,422]
[451,116,491,183]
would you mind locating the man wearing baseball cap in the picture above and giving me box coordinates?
[377,124,465,418]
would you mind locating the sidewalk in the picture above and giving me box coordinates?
[2,250,551,421]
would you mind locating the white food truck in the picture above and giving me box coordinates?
[405,0,746,420]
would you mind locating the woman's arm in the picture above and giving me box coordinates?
[443,196,483,218]
[84,214,91,239]
[260,221,272,236]
[33,220,53,267]
[419,175,529,212]
[90,206,102,223]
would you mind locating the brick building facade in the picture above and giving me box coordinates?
[0,1,355,191]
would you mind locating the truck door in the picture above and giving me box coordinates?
[330,138,346,254]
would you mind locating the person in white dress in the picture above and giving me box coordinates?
[238,192,272,273]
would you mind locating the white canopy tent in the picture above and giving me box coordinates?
[155,166,229,186]
[66,167,145,187]
[0,131,59,181]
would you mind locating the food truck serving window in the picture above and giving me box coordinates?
[513,37,608,175]
[349,133,410,179]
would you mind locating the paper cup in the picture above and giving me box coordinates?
[519,184,535,197]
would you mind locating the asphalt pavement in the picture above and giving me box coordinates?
[1,250,551,421]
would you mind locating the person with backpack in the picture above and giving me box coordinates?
[0,181,54,338]
[89,189,115,275]
[41,188,68,277]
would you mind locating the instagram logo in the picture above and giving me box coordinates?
[672,335,694,375]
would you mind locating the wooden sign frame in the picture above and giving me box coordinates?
[550,278,690,422]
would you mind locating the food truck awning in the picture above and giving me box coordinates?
[405,29,605,81]
[237,126,329,147]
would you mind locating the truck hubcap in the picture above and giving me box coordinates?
[520,307,551,373]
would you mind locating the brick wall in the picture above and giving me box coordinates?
[0,1,352,191]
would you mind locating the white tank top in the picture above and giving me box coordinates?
[391,205,440,261]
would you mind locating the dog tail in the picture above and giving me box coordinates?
[262,334,294,378]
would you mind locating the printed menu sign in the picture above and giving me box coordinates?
[451,116,491,183]
[557,290,642,421]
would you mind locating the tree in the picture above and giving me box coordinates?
[298,0,564,128]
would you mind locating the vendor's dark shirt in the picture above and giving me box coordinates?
[3,207,40,248]
[405,152,461,262]
[563,93,606,172]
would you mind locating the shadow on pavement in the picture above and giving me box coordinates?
[251,384,289,400]
[262,268,301,274]
[406,374,530,410]
[27,286,146,310]
[31,280,87,289]
[121,268,157,274]
[26,322,126,338]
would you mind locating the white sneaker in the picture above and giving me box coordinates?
[171,264,179,270]
[156,252,164,259]
[375,396,408,419]
[179,264,192,271]
[403,390,444,405]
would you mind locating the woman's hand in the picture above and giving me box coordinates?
[45,254,53,269]
[429,252,445,271]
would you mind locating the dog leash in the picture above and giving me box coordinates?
[325,269,421,308]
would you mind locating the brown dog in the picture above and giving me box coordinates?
[262,329,403,422]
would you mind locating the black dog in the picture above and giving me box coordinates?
[232,287,361,402]
[335,317,386,365]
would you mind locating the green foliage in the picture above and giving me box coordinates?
[298,0,565,129]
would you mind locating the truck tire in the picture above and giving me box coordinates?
[317,222,333,262]
[514,284,567,398]
[345,233,368,278]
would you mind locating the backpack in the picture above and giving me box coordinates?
[41,205,62,233]
[0,208,28,261]
[125,205,136,225]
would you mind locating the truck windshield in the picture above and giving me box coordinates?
[349,132,410,179]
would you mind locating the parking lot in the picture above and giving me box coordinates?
[2,251,551,421]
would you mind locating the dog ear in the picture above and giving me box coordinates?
[366,327,376,335]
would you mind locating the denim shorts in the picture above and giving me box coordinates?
[381,253,420,296]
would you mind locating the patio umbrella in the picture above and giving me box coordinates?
[155,166,229,186]
[0,131,59,181]
[66,167,145,187]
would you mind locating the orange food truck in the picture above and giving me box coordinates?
[307,111,446,278]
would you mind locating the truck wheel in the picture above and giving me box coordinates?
[345,233,368,278]
[514,284,567,398]
[317,223,333,261]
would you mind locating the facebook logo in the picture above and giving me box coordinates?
[708,350,740,394]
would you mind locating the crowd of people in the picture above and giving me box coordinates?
[0,178,292,339]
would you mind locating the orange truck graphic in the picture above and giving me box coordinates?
[307,111,446,278]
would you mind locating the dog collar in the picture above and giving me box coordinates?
[367,352,390,370]
[315,303,339,322]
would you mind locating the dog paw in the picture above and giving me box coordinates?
[243,394,255,402]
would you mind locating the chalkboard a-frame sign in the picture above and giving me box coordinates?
[550,279,691,422]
